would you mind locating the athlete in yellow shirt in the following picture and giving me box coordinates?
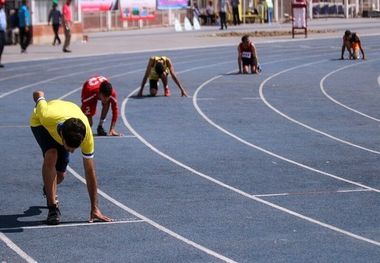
[138,56,188,97]
[30,90,111,225]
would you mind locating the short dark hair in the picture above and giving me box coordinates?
[99,81,113,97]
[350,32,358,42]
[155,62,165,76]
[61,118,86,148]
[344,30,351,37]
[241,35,249,43]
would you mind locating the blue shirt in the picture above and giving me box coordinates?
[18,4,31,27]
[0,8,6,31]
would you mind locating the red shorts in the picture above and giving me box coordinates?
[81,99,98,117]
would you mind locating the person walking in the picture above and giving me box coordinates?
[62,0,72,52]
[81,76,121,136]
[30,90,112,225]
[48,3,62,46]
[0,0,6,67]
[18,0,31,53]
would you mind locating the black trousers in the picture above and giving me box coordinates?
[0,30,5,62]
[52,24,61,44]
[19,27,31,51]
[219,11,227,29]
[232,7,240,25]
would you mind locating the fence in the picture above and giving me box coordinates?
[82,9,188,32]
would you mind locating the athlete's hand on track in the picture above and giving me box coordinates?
[181,90,188,97]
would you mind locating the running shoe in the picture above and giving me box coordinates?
[47,205,61,225]
[164,87,171,97]
[97,125,107,136]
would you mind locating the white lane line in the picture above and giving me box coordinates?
[254,188,372,197]
[378,75,380,87]
[0,232,38,263]
[259,61,380,155]
[320,59,380,122]
[194,71,380,193]
[0,219,144,232]
[67,167,238,263]
[123,87,380,247]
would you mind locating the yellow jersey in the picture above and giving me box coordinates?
[149,56,170,81]
[30,99,94,158]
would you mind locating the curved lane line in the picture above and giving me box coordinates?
[320,59,380,122]
[259,61,380,155]
[67,167,238,263]
[193,69,380,193]
[122,86,380,247]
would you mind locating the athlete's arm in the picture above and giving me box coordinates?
[251,43,258,64]
[237,45,242,73]
[108,96,121,136]
[83,157,112,223]
[33,91,49,118]
[138,58,154,96]
[167,59,187,97]
[358,40,365,60]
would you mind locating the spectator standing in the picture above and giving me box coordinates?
[8,9,19,45]
[230,0,240,25]
[62,0,72,53]
[218,0,229,30]
[48,3,62,46]
[206,1,214,25]
[18,0,31,53]
[193,2,201,21]
[265,0,273,23]
[0,0,6,67]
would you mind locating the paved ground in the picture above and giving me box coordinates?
[2,18,380,64]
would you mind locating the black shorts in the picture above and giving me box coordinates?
[242,57,254,66]
[149,79,159,90]
[31,126,69,172]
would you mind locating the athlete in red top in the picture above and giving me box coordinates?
[81,76,121,136]
[237,35,260,74]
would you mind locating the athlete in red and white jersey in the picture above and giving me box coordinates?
[237,35,260,74]
[81,76,121,136]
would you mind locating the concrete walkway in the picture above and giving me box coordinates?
[2,18,380,64]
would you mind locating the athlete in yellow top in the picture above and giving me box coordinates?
[30,90,111,225]
[138,56,188,97]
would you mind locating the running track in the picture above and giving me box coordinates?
[0,35,380,262]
